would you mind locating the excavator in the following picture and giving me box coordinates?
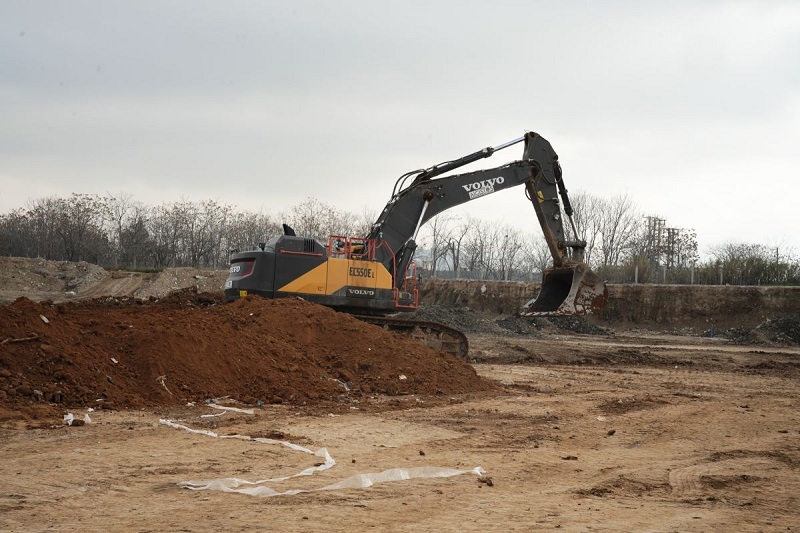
[224,131,608,357]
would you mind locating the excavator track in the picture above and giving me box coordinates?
[353,315,469,359]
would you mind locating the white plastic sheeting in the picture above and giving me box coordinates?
[207,403,255,415]
[159,418,483,498]
[179,465,484,497]
[63,412,92,425]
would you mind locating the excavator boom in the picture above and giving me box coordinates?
[365,131,607,315]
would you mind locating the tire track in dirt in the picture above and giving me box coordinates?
[668,452,789,498]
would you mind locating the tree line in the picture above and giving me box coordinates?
[0,192,797,286]
[0,194,372,270]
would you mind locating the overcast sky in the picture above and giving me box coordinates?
[2,1,798,257]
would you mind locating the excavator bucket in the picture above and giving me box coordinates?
[521,262,608,316]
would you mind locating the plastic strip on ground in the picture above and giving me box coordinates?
[159,418,484,497]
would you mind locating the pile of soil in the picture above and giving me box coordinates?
[0,295,495,416]
[758,315,800,344]
[0,257,229,305]
[404,304,612,337]
[536,316,612,336]
[0,257,107,303]
[401,305,508,335]
[713,315,800,346]
[133,267,227,299]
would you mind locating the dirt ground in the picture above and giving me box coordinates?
[1,258,799,532]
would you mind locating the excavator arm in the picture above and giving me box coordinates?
[367,132,607,315]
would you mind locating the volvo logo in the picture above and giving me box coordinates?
[462,176,504,199]
[347,288,376,298]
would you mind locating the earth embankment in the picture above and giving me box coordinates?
[4,257,797,333]
[418,279,800,330]
[0,257,227,304]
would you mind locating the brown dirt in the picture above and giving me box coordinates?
[0,294,494,417]
[1,260,799,532]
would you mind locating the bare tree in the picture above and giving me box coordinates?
[569,190,602,265]
[444,216,470,279]
[351,207,379,238]
[518,231,552,281]
[105,193,139,267]
[147,202,184,267]
[0,208,34,257]
[597,193,640,267]
[497,227,523,281]
[195,199,233,268]
[55,194,109,262]
[706,242,799,285]
[118,203,150,269]
[668,228,699,269]
[24,197,66,259]
[421,214,456,277]
[225,210,282,253]
[478,223,505,280]
[281,198,354,240]
[460,215,489,279]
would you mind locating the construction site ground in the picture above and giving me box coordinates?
[1,258,798,532]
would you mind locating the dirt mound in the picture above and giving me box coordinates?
[758,315,800,344]
[402,304,611,337]
[133,268,227,299]
[0,296,495,415]
[399,305,508,335]
[0,256,228,305]
[149,286,226,307]
[714,314,800,345]
[534,316,612,336]
[0,257,108,303]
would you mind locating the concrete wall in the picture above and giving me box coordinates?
[418,279,800,329]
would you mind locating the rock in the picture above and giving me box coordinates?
[47,391,63,403]
[477,475,494,486]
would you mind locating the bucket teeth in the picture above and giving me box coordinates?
[521,263,608,316]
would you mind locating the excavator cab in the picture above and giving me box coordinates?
[521,262,608,316]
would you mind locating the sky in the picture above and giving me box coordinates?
[1,1,799,258]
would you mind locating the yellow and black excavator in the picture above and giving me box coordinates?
[225,131,607,356]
